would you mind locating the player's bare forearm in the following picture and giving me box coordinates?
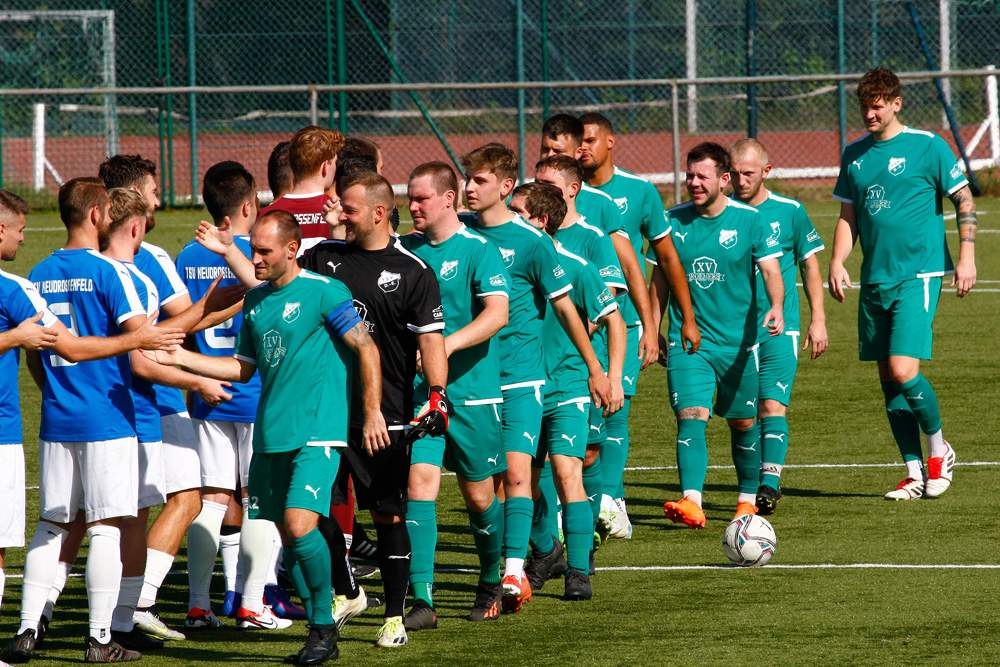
[601,309,627,416]
[343,320,390,453]
[950,185,977,297]
[225,247,263,287]
[651,236,695,324]
[25,349,45,391]
[417,332,448,389]
[150,345,249,383]
[52,315,184,363]
[647,264,669,334]
[800,255,829,359]
[758,257,785,336]
[443,295,508,356]
[130,350,233,405]
[828,202,858,302]
[612,232,653,327]
[189,300,244,334]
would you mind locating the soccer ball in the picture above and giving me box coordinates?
[723,514,776,567]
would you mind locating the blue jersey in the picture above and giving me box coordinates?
[175,235,261,422]
[136,242,188,416]
[124,263,163,443]
[29,248,145,442]
[0,269,57,445]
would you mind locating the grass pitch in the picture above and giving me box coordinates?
[2,200,999,665]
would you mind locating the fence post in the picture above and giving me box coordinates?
[0,97,4,188]
[336,0,348,135]
[746,0,757,139]
[541,0,549,119]
[155,0,166,198]
[310,87,319,126]
[186,0,198,205]
[516,0,526,183]
[837,0,846,156]
[163,0,176,208]
[32,103,45,191]
[671,82,681,206]
[325,0,334,130]
[987,65,999,168]
[685,0,697,133]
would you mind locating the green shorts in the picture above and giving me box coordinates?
[535,399,590,461]
[667,343,759,419]
[500,384,544,456]
[757,332,800,405]
[411,402,506,482]
[247,446,341,523]
[587,403,607,445]
[858,277,941,361]
[622,324,642,397]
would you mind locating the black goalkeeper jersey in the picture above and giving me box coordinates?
[299,236,445,427]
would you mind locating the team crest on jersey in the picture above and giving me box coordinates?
[864,185,891,215]
[377,270,401,293]
[807,229,820,243]
[599,265,622,279]
[614,197,628,213]
[950,163,962,180]
[499,247,515,268]
[689,256,724,289]
[261,330,287,367]
[766,222,781,247]
[439,260,459,281]
[353,299,374,332]
[282,302,300,323]
[888,157,906,176]
[719,229,738,249]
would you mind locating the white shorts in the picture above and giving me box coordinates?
[138,440,167,510]
[194,419,254,490]
[160,412,202,494]
[0,444,26,548]
[39,437,139,523]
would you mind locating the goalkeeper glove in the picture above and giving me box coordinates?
[409,385,450,441]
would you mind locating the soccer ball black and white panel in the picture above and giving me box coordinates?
[723,514,777,567]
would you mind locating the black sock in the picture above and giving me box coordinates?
[374,521,410,618]
[317,515,359,598]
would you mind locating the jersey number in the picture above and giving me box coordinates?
[204,317,236,350]
[48,302,79,367]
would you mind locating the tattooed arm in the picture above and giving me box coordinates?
[949,185,977,297]
[340,319,390,455]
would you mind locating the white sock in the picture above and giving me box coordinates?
[265,531,282,587]
[86,525,123,643]
[556,503,563,530]
[220,532,241,593]
[0,566,5,614]
[111,576,143,632]
[43,560,72,620]
[187,500,226,610]
[239,510,275,614]
[600,494,616,512]
[927,430,946,459]
[682,490,703,507]
[737,492,756,505]
[502,557,525,581]
[906,459,924,480]
[614,497,629,517]
[137,549,175,608]
[18,522,68,635]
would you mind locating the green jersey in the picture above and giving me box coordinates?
[234,270,355,453]
[665,199,781,350]
[554,216,628,369]
[591,167,671,325]
[542,245,618,407]
[750,192,825,343]
[399,226,510,405]
[577,184,625,235]
[833,127,967,284]
[464,214,572,389]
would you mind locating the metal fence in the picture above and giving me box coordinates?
[0,1,998,206]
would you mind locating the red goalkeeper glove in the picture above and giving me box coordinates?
[409,385,450,441]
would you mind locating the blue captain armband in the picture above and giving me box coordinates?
[325,301,363,338]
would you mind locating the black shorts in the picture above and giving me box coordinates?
[332,427,411,516]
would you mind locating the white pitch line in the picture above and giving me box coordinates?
[24,460,1000,489]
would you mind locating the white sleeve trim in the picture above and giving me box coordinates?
[647,228,670,241]
[798,245,825,262]
[946,179,969,195]
[476,290,510,298]
[613,230,631,240]
[832,194,852,204]
[594,302,619,322]
[115,309,147,326]
[544,284,573,300]
[407,322,446,333]
[234,354,258,367]
[756,251,784,263]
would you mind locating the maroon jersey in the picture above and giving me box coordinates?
[260,192,332,241]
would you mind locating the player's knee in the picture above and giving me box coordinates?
[759,399,786,418]
[888,357,919,384]
[727,417,756,432]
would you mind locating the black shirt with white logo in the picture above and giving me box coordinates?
[299,237,445,427]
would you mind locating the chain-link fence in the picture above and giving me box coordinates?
[1,0,998,207]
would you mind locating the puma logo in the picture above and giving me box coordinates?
[475,524,494,536]
[590,424,603,433]
[561,434,577,446]
[488,455,500,465]
[764,434,786,442]
[852,158,864,170]
[677,438,692,446]
[747,398,757,409]
[776,382,788,393]
[913,393,924,400]
[327,261,341,272]
[606,437,624,444]
[736,443,757,451]
[304,485,321,500]
[523,432,537,446]
[624,376,635,385]
[405,520,419,526]
[388,553,411,560]
[674,231,688,243]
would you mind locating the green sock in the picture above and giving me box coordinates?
[469,497,503,584]
[563,501,593,573]
[881,381,922,462]
[898,374,943,435]
[503,496,533,560]
[538,460,560,545]
[676,419,708,493]
[582,456,603,532]
[760,416,789,489]
[290,528,333,626]
[601,397,631,498]
[730,423,761,495]
[281,545,313,619]
[405,499,437,605]
[529,488,555,554]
